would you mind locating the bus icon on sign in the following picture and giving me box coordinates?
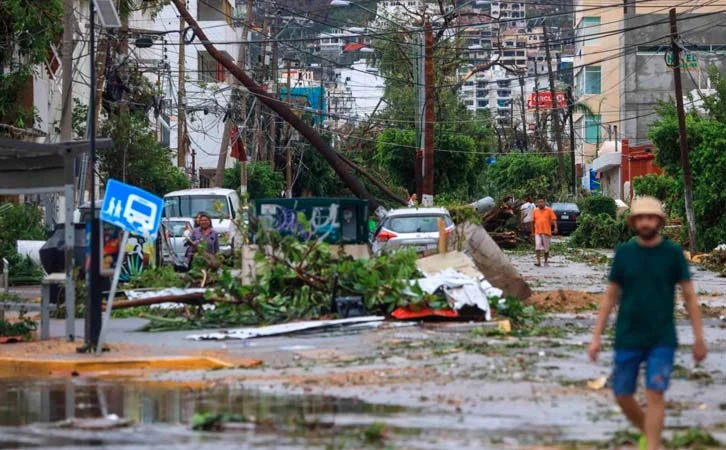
[123,194,158,234]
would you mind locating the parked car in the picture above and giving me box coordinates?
[372,207,455,255]
[551,202,580,235]
[160,218,194,265]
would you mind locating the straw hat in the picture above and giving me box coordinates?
[628,196,666,226]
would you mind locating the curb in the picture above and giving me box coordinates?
[0,356,233,378]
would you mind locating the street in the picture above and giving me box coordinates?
[2,243,724,449]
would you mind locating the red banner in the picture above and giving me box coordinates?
[230,125,246,161]
[527,92,567,110]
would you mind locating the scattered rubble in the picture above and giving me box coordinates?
[527,290,602,313]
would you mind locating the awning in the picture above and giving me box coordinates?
[591,151,621,173]
[0,137,110,194]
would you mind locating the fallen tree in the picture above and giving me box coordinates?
[170,0,402,211]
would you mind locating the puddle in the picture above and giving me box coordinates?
[0,379,420,449]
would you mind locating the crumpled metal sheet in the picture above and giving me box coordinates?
[407,267,497,321]
[186,316,386,341]
[123,288,207,300]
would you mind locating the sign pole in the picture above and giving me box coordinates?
[96,230,129,355]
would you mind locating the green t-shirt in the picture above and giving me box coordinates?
[608,238,691,349]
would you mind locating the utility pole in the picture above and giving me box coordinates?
[519,75,528,152]
[213,0,252,188]
[256,18,267,161]
[285,60,292,198]
[543,24,565,180]
[61,0,73,141]
[318,67,325,129]
[177,15,186,171]
[414,32,424,200]
[422,22,435,206]
[670,8,697,253]
[567,86,577,196]
[270,19,279,169]
[534,59,541,148]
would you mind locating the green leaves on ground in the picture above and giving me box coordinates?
[0,309,37,338]
[209,229,423,326]
[570,213,632,249]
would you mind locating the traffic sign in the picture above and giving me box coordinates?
[100,179,163,239]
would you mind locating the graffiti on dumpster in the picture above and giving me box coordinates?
[259,203,341,242]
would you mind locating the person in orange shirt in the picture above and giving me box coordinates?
[532,197,558,266]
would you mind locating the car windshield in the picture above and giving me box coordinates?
[163,196,229,219]
[552,203,578,212]
[163,221,191,237]
[386,215,452,233]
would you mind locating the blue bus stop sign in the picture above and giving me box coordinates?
[100,179,164,239]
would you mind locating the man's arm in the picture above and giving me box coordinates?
[588,282,619,361]
[551,210,558,234]
[681,280,708,363]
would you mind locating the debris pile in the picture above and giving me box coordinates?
[527,290,602,313]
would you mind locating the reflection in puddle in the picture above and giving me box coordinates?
[0,380,404,427]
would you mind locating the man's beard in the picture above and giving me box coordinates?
[636,227,659,240]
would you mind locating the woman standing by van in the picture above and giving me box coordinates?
[185,212,219,266]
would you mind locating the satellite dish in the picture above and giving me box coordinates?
[94,0,121,29]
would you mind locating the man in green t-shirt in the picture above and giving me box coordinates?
[588,197,707,450]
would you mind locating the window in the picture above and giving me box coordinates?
[584,115,602,144]
[198,51,226,82]
[163,195,231,219]
[576,17,601,46]
[575,65,601,95]
[585,66,601,94]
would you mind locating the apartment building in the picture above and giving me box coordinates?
[619,4,726,145]
[572,0,622,166]
[131,0,241,181]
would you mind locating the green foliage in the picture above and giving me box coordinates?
[578,196,616,219]
[0,203,45,257]
[374,128,486,201]
[0,309,37,338]
[127,265,186,289]
[570,213,632,249]
[485,154,563,200]
[98,112,189,196]
[649,97,726,250]
[0,0,63,126]
[666,428,721,448]
[632,173,681,217]
[494,296,542,329]
[224,162,286,199]
[0,203,46,282]
[294,140,348,197]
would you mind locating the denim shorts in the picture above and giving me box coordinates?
[612,347,676,397]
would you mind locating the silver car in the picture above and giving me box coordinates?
[160,219,194,265]
[372,208,455,255]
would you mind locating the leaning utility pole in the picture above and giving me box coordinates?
[270,18,279,169]
[170,0,388,210]
[422,22,435,206]
[177,14,187,170]
[543,25,565,180]
[670,8,697,253]
[214,0,253,188]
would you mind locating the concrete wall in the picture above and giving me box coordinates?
[620,11,726,145]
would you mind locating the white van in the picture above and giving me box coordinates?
[162,188,241,254]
